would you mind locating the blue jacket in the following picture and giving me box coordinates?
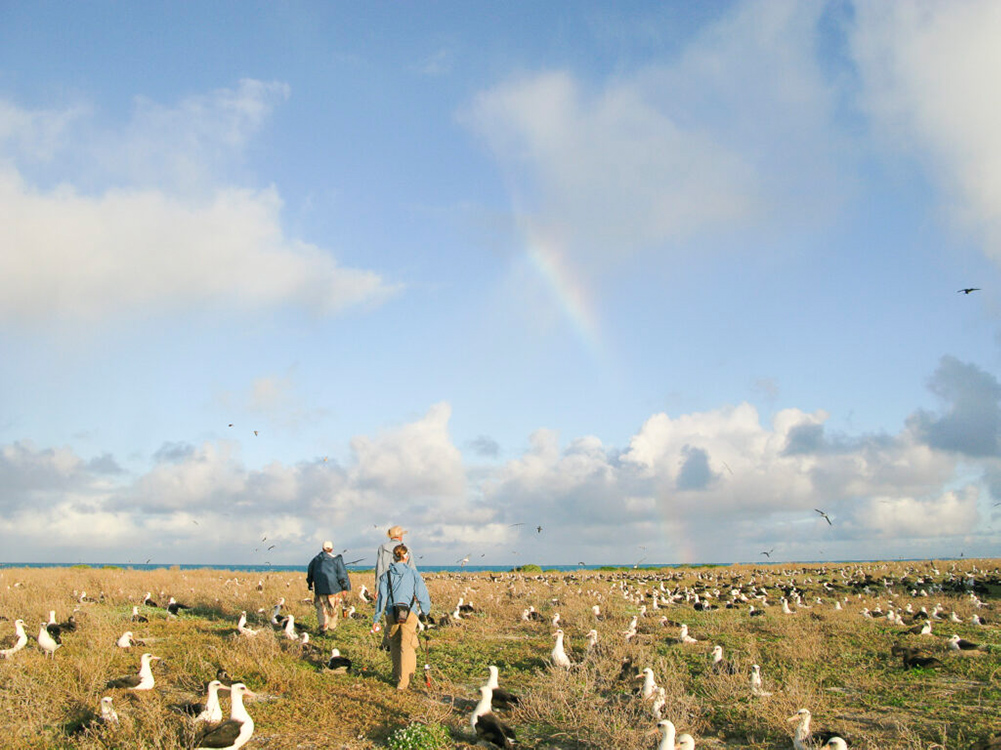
[307,551,351,596]
[373,562,431,623]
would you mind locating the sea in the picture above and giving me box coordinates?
[1,562,686,574]
[0,559,961,574]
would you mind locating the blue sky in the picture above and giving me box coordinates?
[2,1,1000,566]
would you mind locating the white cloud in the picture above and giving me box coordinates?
[0,100,90,162]
[0,169,397,323]
[0,82,399,324]
[460,1,847,266]
[349,403,466,500]
[0,384,998,563]
[857,487,980,538]
[851,1,1001,251]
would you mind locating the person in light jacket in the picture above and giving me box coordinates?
[371,544,431,690]
[306,541,351,634]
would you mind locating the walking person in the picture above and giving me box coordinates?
[375,525,416,584]
[371,544,431,690]
[375,525,416,648]
[307,541,351,634]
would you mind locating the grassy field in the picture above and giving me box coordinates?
[0,560,998,749]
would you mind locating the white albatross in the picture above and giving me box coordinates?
[236,612,258,637]
[750,664,772,697]
[657,719,677,750]
[0,619,28,658]
[99,696,119,724]
[485,665,520,709]
[196,680,227,724]
[37,622,60,657]
[639,667,657,699]
[679,623,697,644]
[106,652,160,690]
[116,631,134,648]
[194,682,255,750]
[551,629,572,668]
[470,685,515,748]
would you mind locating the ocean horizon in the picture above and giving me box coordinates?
[0,557,984,574]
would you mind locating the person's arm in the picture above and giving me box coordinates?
[372,573,388,625]
[306,558,315,590]
[414,571,431,616]
[335,556,351,592]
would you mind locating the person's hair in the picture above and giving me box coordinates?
[392,544,408,561]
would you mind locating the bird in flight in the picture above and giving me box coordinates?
[536,525,543,534]
[457,554,470,566]
[761,548,774,558]
[957,288,981,294]
[509,522,525,527]
[254,430,259,436]
[815,509,833,525]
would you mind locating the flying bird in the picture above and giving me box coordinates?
[536,525,543,534]
[815,509,833,525]
[957,288,981,294]
[761,549,774,558]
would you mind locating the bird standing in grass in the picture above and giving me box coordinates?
[0,619,28,658]
[657,719,677,750]
[551,629,572,668]
[37,623,60,657]
[194,682,255,750]
[485,665,519,709]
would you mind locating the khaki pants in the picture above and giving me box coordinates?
[388,610,419,689]
[314,592,343,632]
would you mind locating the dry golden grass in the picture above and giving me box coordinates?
[0,560,998,749]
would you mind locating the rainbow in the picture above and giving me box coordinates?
[525,228,602,355]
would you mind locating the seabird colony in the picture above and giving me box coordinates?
[0,559,998,746]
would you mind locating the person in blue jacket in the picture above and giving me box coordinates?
[371,544,431,689]
[306,540,351,634]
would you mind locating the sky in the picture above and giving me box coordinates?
[2,0,1001,567]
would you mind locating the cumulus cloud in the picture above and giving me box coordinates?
[909,356,1001,457]
[851,1,1001,251]
[0,83,399,325]
[461,2,847,266]
[0,172,396,323]
[3,359,1001,562]
[855,487,980,538]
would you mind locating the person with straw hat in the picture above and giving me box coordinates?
[375,525,416,647]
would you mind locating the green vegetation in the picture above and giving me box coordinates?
[385,722,451,750]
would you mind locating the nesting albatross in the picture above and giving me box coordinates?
[106,652,160,690]
[194,682,255,749]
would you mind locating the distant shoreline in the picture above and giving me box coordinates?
[0,557,995,574]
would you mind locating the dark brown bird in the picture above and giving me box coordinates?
[958,288,981,294]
